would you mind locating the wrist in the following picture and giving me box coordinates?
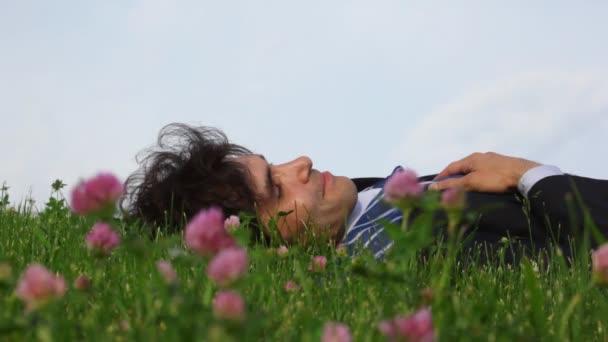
[514,160,540,183]
[515,159,541,179]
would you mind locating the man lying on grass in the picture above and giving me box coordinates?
[122,123,608,261]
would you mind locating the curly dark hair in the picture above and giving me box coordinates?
[121,123,260,234]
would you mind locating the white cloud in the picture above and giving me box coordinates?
[390,70,608,178]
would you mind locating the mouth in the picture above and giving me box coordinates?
[321,171,332,198]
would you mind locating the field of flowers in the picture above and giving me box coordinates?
[1,173,607,341]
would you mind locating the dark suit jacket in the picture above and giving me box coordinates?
[352,174,608,260]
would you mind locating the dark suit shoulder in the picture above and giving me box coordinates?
[351,174,437,192]
[351,178,383,192]
[419,174,438,182]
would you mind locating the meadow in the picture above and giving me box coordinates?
[0,176,607,342]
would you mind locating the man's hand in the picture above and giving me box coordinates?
[428,152,540,193]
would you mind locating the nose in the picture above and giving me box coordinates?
[276,156,313,183]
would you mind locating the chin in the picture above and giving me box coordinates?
[339,177,358,210]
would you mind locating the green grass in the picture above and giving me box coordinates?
[0,185,607,341]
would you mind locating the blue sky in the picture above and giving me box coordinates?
[1,1,607,207]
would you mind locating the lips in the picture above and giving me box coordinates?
[321,171,332,197]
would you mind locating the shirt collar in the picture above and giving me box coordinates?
[339,187,382,242]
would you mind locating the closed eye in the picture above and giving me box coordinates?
[266,162,281,200]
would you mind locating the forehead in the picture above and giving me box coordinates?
[236,154,270,200]
[237,154,264,171]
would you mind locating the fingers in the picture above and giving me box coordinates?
[434,154,476,180]
[428,174,471,191]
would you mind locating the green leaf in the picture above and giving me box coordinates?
[277,210,294,217]
[31,226,52,250]
[522,258,546,337]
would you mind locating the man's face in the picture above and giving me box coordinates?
[238,155,358,244]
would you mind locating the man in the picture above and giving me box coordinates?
[123,124,608,260]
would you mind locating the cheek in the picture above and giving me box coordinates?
[279,200,319,240]
[283,191,317,216]
[278,218,299,242]
[271,201,304,241]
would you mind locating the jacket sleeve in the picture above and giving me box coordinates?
[527,174,608,246]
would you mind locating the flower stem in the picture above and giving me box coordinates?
[401,208,412,232]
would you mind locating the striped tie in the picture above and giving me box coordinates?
[339,167,463,260]
[340,168,400,259]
